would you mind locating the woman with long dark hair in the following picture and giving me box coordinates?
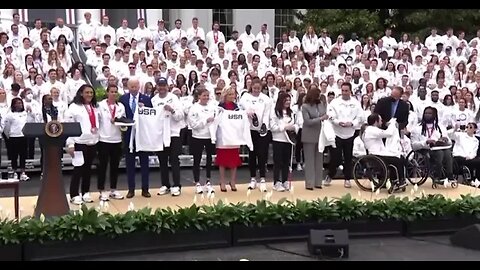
[270,92,299,192]
[64,84,100,205]
[37,94,62,177]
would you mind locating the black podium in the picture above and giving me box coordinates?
[23,122,81,218]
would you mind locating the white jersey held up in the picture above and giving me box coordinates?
[129,106,171,153]
[212,109,254,150]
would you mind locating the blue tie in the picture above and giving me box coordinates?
[391,101,398,117]
[131,95,137,112]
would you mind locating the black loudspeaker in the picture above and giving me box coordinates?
[450,224,480,250]
[308,229,349,258]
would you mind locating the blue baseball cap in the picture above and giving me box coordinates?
[156,77,167,86]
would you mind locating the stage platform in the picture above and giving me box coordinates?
[0,178,477,219]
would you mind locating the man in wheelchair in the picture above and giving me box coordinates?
[362,113,407,190]
[411,106,455,185]
[449,122,480,185]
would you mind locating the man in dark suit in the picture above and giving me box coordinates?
[119,78,153,198]
[374,86,409,130]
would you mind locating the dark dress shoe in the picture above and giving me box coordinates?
[306,187,314,191]
[142,190,151,198]
[126,190,135,198]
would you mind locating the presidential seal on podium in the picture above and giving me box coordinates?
[45,120,64,138]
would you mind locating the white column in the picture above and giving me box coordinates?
[145,9,162,30]
[0,9,15,31]
[76,9,101,24]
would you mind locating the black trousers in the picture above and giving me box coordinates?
[376,155,406,183]
[328,136,355,180]
[97,141,122,190]
[157,137,182,188]
[3,133,11,160]
[70,144,97,198]
[273,141,292,184]
[191,137,215,183]
[248,130,269,178]
[430,148,454,180]
[454,156,480,180]
[295,128,304,164]
[9,137,27,171]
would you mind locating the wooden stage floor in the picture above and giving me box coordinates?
[0,179,477,219]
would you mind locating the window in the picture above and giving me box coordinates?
[274,9,295,45]
[212,9,233,40]
[162,9,170,30]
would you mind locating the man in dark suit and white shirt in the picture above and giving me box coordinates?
[119,78,153,198]
[374,86,409,130]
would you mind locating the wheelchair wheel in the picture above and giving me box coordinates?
[406,150,429,186]
[353,155,388,192]
[451,181,459,188]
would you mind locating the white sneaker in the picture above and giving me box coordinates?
[273,182,286,192]
[82,192,94,203]
[109,190,124,200]
[248,178,257,190]
[99,191,109,201]
[344,180,352,188]
[157,186,170,196]
[205,182,215,194]
[283,181,290,191]
[259,178,267,192]
[19,172,29,181]
[171,186,181,196]
[296,164,303,171]
[70,195,83,205]
[324,176,332,186]
[195,183,203,194]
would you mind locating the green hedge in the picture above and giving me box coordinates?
[1,194,480,245]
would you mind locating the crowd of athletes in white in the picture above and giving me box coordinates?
[0,11,478,202]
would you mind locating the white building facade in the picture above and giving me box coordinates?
[0,9,299,45]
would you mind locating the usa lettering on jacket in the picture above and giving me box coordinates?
[212,110,253,151]
[129,107,171,153]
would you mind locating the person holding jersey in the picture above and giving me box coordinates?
[411,106,455,184]
[119,78,153,199]
[239,77,272,192]
[3,97,34,181]
[270,92,299,192]
[215,86,242,192]
[64,84,100,205]
[363,113,407,189]
[97,85,125,201]
[187,88,217,195]
[152,78,185,197]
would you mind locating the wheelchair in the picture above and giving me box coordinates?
[352,155,406,194]
[405,149,468,189]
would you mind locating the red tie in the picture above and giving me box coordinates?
[214,32,218,43]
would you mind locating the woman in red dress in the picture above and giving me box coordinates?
[216,87,241,192]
